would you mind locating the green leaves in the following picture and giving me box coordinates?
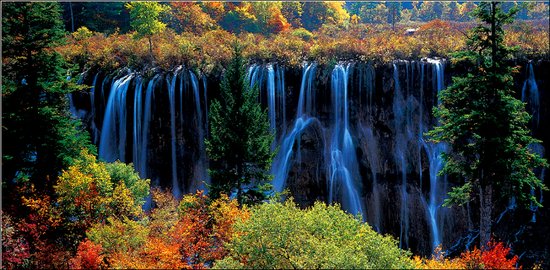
[125,2,169,39]
[206,45,275,204]
[427,2,547,211]
[55,150,150,231]
[214,200,413,269]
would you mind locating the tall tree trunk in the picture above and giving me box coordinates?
[480,184,493,250]
[148,36,154,63]
[69,2,74,32]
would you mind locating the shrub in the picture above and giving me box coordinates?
[460,240,519,269]
[214,200,413,269]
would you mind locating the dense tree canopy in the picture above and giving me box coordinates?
[2,1,95,203]
[428,2,547,247]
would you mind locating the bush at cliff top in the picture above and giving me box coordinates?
[213,199,413,269]
[56,20,548,74]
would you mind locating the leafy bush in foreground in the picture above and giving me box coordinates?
[214,200,413,269]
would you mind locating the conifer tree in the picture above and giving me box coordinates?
[206,45,275,205]
[428,2,547,248]
[2,2,95,197]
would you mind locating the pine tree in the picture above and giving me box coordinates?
[206,45,275,205]
[428,2,547,248]
[2,2,95,197]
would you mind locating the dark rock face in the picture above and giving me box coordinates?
[71,59,550,264]
[286,121,328,206]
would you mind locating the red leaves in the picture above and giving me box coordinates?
[460,240,519,269]
[69,239,104,269]
[1,214,31,270]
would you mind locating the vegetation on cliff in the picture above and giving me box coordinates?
[2,1,548,269]
[55,2,549,73]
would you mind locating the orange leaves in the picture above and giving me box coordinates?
[460,240,519,269]
[55,16,547,73]
[69,239,105,269]
[417,241,520,269]
[172,192,249,267]
[96,190,248,268]
[267,5,291,33]
[419,19,453,31]
[169,2,217,34]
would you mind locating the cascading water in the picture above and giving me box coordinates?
[393,62,410,248]
[521,61,545,222]
[91,67,208,197]
[328,64,364,218]
[247,63,286,145]
[357,63,380,230]
[99,73,133,162]
[522,61,540,128]
[189,70,209,190]
[133,75,159,178]
[168,67,183,198]
[423,58,447,250]
[71,58,547,256]
[267,64,277,133]
[272,62,318,193]
[89,73,100,144]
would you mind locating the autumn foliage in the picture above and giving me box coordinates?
[414,241,520,269]
[460,240,520,269]
[83,190,250,269]
[69,239,104,269]
[57,18,548,75]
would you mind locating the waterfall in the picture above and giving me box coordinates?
[329,63,364,218]
[277,65,286,137]
[392,62,410,248]
[248,63,286,144]
[266,64,277,133]
[272,62,317,192]
[522,61,540,128]
[190,70,209,191]
[359,63,381,230]
[90,73,100,144]
[424,58,447,250]
[133,75,159,178]
[168,67,183,198]
[99,73,133,162]
[132,76,144,175]
[521,61,544,222]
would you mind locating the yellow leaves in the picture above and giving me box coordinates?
[216,200,413,269]
[55,149,148,227]
[72,26,93,41]
[235,2,257,21]
[56,14,546,74]
[112,182,142,218]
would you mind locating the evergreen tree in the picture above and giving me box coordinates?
[386,2,402,30]
[428,2,547,248]
[2,2,95,199]
[206,45,275,205]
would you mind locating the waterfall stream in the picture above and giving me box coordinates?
[69,59,546,255]
[329,63,364,218]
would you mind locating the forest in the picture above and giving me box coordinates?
[2,1,549,269]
